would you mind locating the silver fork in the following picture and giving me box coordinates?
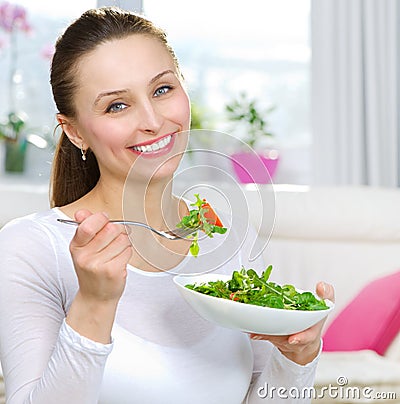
[56,218,200,240]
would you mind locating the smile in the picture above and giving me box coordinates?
[130,135,172,153]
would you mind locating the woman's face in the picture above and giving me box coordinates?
[68,34,191,183]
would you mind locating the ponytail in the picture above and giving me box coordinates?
[50,132,99,207]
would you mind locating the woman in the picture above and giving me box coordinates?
[0,7,334,403]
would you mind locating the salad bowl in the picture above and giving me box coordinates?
[173,273,334,335]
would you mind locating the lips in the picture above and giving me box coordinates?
[131,135,172,153]
[128,133,175,157]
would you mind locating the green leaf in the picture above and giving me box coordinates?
[212,225,227,234]
[263,265,273,282]
[190,241,200,257]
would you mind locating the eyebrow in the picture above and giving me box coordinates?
[93,69,176,106]
[149,69,176,85]
[94,89,129,106]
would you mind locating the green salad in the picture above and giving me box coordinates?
[185,265,329,311]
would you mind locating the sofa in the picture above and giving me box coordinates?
[1,182,400,403]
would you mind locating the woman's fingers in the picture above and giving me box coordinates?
[71,211,131,256]
[69,210,132,303]
[74,208,93,223]
[249,321,321,345]
[87,221,128,256]
[99,231,132,264]
[286,320,323,345]
[69,210,132,268]
[316,281,335,302]
[72,210,110,247]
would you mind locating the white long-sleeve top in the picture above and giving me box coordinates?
[0,207,319,403]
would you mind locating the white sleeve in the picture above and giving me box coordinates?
[0,219,113,403]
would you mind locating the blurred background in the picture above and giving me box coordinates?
[0,0,312,184]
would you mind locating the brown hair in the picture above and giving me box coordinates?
[50,7,180,207]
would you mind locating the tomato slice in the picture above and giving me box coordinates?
[229,292,239,301]
[201,200,223,227]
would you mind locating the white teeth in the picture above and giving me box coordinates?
[132,135,172,153]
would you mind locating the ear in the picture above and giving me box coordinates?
[57,114,88,150]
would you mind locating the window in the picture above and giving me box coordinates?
[143,0,311,183]
[0,0,97,179]
[0,0,311,183]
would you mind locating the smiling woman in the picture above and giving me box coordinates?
[0,6,331,404]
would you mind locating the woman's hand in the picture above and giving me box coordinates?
[69,209,132,302]
[249,282,335,365]
[66,209,133,343]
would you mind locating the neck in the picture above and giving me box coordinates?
[84,175,181,228]
[123,177,180,229]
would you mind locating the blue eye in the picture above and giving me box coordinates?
[154,85,172,97]
[107,102,127,113]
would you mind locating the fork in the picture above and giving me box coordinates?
[56,218,200,240]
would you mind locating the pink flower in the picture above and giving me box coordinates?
[0,2,31,33]
[41,43,55,61]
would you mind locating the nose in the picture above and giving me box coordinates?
[136,99,163,135]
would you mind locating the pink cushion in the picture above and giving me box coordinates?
[323,270,400,355]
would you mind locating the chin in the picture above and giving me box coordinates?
[125,155,182,185]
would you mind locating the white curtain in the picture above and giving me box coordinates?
[311,0,400,187]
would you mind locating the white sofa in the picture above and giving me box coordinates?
[0,181,50,228]
[1,182,400,403]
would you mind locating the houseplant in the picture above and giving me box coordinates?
[225,92,279,184]
[0,112,27,172]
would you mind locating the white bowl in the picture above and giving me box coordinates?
[173,273,334,335]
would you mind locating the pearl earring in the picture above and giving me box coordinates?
[81,145,87,161]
